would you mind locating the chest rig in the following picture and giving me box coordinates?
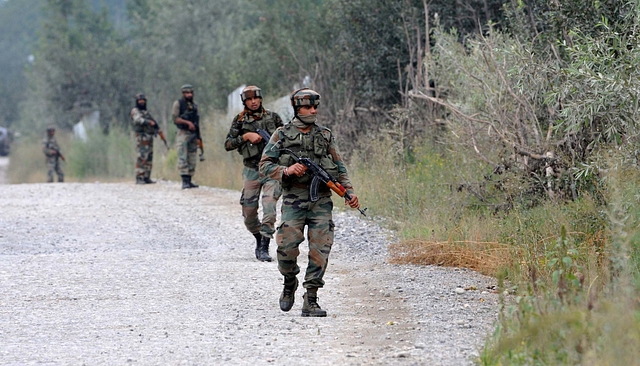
[277,123,339,188]
[237,110,279,164]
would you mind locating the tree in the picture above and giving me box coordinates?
[22,0,142,133]
[0,0,42,127]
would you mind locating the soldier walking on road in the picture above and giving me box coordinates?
[225,85,284,262]
[42,125,64,183]
[259,88,360,317]
[131,93,165,184]
[172,84,201,189]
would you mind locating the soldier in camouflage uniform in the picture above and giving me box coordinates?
[225,85,284,262]
[130,93,161,184]
[172,84,200,189]
[42,125,64,183]
[259,88,359,317]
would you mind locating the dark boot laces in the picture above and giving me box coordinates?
[307,294,321,310]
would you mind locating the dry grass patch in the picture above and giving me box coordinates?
[389,239,514,277]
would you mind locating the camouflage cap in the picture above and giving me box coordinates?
[290,88,321,108]
[135,93,146,101]
[241,85,262,102]
[181,84,194,92]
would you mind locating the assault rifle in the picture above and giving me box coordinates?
[149,116,169,149]
[182,112,205,161]
[256,128,271,144]
[52,148,65,162]
[281,148,367,216]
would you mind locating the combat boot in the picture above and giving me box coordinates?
[144,177,156,184]
[279,276,298,312]
[181,175,191,189]
[255,235,272,262]
[301,291,327,317]
[136,176,145,185]
[189,179,199,188]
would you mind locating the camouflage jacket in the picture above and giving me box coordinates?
[259,121,354,195]
[130,107,157,135]
[42,136,61,158]
[225,108,283,167]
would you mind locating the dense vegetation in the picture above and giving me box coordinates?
[3,0,640,363]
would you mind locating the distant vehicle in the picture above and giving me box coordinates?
[0,127,11,156]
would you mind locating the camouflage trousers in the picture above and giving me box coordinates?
[276,189,334,289]
[46,156,64,183]
[176,129,198,176]
[240,166,282,238]
[135,132,154,178]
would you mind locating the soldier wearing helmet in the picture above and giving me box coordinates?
[42,124,64,183]
[171,84,201,189]
[130,93,162,184]
[259,88,360,317]
[224,85,284,262]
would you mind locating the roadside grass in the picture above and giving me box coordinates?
[351,136,640,365]
[6,134,53,183]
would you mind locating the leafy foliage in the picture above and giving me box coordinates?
[22,0,142,133]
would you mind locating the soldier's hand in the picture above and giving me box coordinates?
[243,132,262,144]
[148,120,156,127]
[286,163,307,177]
[346,194,359,208]
[187,122,196,131]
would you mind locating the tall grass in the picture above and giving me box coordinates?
[6,134,55,183]
[351,134,640,364]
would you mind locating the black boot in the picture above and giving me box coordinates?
[189,178,199,188]
[136,176,146,185]
[181,175,191,189]
[256,236,272,262]
[279,276,298,312]
[301,291,327,317]
[144,177,156,184]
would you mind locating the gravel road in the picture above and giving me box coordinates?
[0,181,499,365]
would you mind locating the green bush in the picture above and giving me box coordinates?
[66,127,134,179]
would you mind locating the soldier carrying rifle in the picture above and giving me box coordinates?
[259,88,361,317]
[225,85,284,262]
[172,84,201,189]
[131,93,167,184]
[42,124,64,183]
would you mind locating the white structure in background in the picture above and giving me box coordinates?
[226,84,246,122]
[73,110,100,142]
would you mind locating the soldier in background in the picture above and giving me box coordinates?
[130,93,162,184]
[259,88,359,317]
[172,84,200,189]
[42,125,64,183]
[225,85,284,262]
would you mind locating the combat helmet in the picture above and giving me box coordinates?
[241,85,262,102]
[134,93,146,101]
[181,84,194,93]
[290,88,320,109]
